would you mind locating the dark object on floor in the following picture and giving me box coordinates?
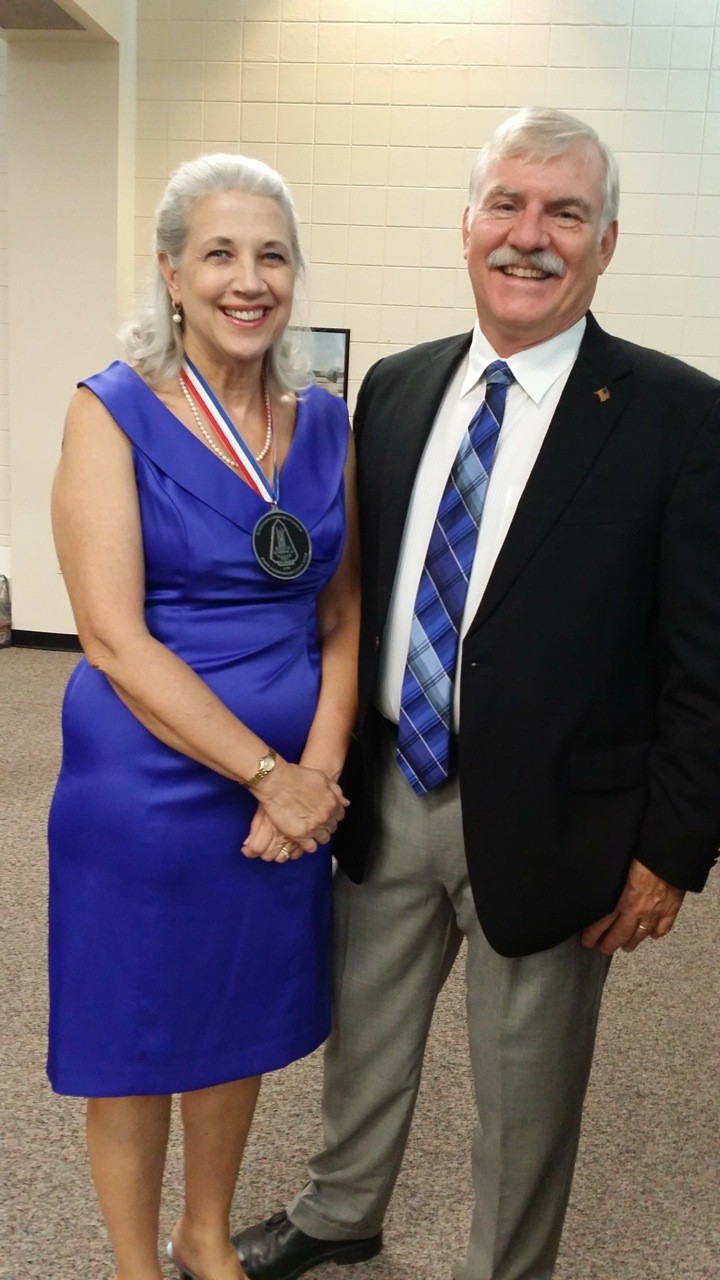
[0,574,11,648]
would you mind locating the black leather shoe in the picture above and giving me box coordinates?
[232,1210,383,1280]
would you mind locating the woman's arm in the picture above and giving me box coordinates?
[242,433,361,858]
[299,431,360,778]
[52,387,346,850]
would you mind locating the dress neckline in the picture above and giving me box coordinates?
[127,363,301,494]
[81,361,346,538]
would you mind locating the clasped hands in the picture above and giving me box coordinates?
[241,757,348,863]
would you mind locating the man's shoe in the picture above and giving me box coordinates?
[232,1210,383,1280]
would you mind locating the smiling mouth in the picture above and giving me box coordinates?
[222,307,267,322]
[499,266,553,280]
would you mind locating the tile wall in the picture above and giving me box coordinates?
[0,42,7,557]
[3,1,720,549]
[135,0,720,416]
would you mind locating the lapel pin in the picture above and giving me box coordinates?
[594,387,611,403]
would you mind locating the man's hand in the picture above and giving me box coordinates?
[581,858,685,955]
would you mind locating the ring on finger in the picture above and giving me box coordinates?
[636,922,650,933]
[277,842,293,863]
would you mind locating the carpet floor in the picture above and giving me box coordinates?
[1,647,718,1280]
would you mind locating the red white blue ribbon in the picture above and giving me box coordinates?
[180,356,277,504]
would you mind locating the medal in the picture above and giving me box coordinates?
[180,355,313,581]
[252,509,312,580]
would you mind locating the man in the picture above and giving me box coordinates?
[234,109,720,1280]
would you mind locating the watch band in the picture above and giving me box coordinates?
[243,748,277,787]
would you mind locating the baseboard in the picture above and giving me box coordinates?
[9,630,82,652]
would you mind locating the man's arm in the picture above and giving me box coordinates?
[585,393,720,954]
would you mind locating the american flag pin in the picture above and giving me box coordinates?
[594,387,611,402]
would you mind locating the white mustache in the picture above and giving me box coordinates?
[487,247,566,277]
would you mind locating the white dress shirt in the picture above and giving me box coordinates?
[377,316,586,729]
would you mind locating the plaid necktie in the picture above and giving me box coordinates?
[397,361,514,795]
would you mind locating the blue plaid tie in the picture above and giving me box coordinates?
[397,361,514,795]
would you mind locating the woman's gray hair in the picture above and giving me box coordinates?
[468,107,619,234]
[121,152,311,395]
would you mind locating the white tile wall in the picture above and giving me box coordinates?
[3,5,720,554]
[0,41,7,548]
[129,0,720,417]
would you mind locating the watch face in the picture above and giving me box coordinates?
[260,755,275,773]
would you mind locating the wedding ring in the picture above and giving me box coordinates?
[277,842,293,862]
[636,922,650,932]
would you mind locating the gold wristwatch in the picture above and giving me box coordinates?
[244,748,277,787]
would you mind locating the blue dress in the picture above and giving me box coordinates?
[47,362,348,1097]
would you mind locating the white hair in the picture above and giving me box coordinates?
[468,107,620,233]
[120,153,311,395]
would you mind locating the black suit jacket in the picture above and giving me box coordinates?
[334,314,720,957]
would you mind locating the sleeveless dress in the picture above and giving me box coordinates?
[47,362,348,1097]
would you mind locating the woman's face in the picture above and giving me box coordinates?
[161,188,296,376]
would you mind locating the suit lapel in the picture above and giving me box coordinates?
[375,333,472,621]
[466,315,634,638]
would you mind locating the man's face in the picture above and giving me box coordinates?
[462,144,618,356]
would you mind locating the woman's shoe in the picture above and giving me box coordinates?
[166,1239,200,1280]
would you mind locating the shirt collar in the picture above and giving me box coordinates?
[461,315,587,405]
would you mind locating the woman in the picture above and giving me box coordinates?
[48,154,360,1280]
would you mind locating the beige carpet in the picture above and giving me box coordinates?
[1,646,718,1280]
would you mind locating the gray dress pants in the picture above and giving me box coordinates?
[289,728,610,1280]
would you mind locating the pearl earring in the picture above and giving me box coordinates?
[172,299,183,325]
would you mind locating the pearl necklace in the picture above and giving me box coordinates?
[178,374,273,467]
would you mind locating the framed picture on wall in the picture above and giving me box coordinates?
[292,326,350,401]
